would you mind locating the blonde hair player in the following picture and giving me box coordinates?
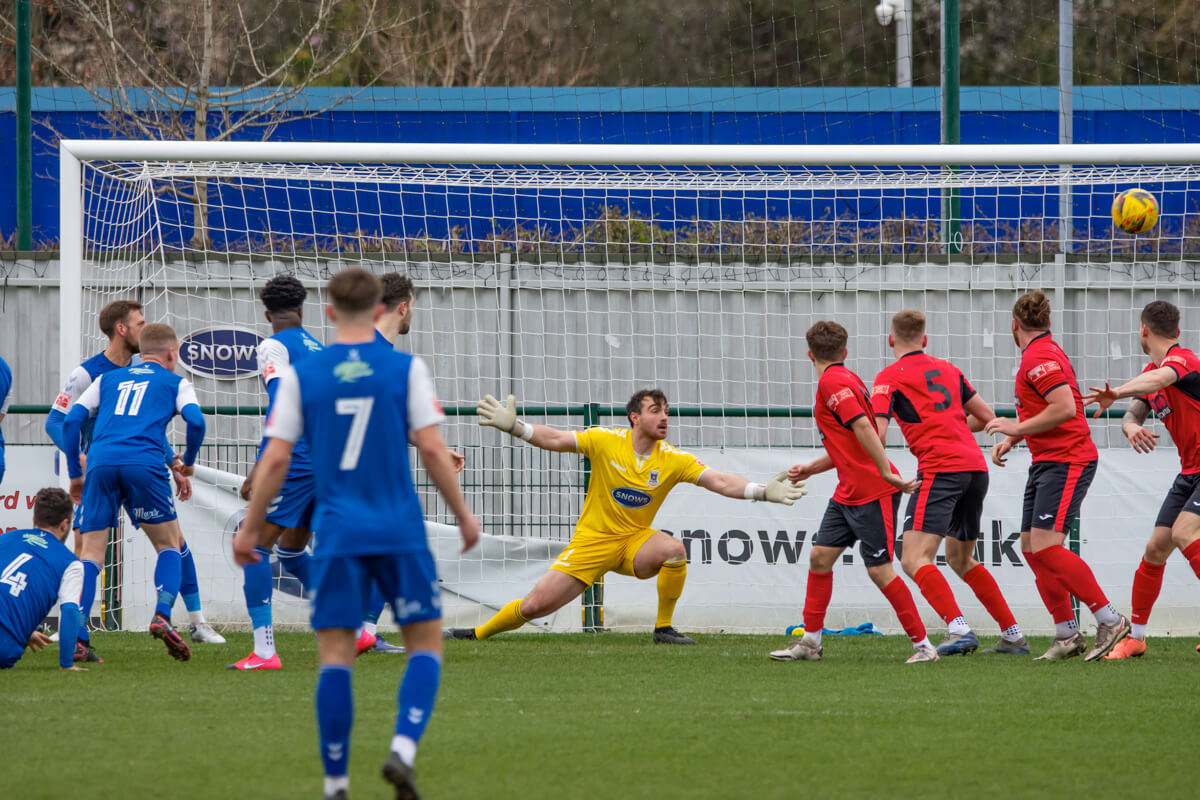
[446,388,806,645]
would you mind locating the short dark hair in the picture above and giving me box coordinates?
[1141,300,1181,338]
[260,276,308,314]
[891,310,926,343]
[138,322,178,355]
[1013,290,1051,330]
[380,273,414,311]
[806,321,848,363]
[328,268,382,315]
[626,389,668,427]
[98,300,143,338]
[32,488,73,530]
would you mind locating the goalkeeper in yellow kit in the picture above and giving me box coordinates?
[446,389,807,644]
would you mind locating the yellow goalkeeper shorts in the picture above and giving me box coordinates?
[550,527,658,587]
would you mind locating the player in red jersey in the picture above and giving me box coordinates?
[872,310,1028,656]
[984,290,1129,661]
[769,321,936,664]
[1083,300,1200,659]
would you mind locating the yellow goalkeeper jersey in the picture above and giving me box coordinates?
[573,427,708,536]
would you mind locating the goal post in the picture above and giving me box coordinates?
[57,139,1200,636]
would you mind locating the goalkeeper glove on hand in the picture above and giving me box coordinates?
[478,393,524,436]
[765,471,807,505]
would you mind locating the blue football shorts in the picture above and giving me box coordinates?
[80,464,176,532]
[264,468,316,530]
[310,550,442,631]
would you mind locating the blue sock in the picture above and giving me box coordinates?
[78,559,101,643]
[243,547,274,630]
[366,587,386,625]
[394,651,442,742]
[178,542,202,613]
[275,545,311,587]
[153,547,182,618]
[316,664,354,778]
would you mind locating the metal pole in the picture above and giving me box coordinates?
[896,0,912,88]
[17,0,33,250]
[942,0,962,254]
[1058,0,1074,256]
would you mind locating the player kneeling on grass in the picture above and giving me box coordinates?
[769,321,936,664]
[447,389,807,646]
[0,488,87,671]
[234,268,479,800]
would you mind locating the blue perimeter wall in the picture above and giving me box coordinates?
[0,86,1197,246]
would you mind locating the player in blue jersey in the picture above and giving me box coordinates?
[230,276,326,670]
[64,323,207,662]
[352,272,467,657]
[235,269,479,800]
[0,353,11,486]
[46,301,222,662]
[0,488,87,671]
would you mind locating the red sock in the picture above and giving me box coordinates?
[1037,544,1109,612]
[881,577,926,643]
[962,563,1017,630]
[803,570,833,634]
[1130,558,1165,626]
[1025,550,1074,624]
[913,564,963,624]
[1183,541,1200,581]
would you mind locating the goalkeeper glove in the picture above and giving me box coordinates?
[477,394,533,440]
[759,472,807,505]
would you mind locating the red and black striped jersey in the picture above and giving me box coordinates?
[1142,344,1200,475]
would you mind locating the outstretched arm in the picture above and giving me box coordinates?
[696,469,807,505]
[1084,366,1178,417]
[477,393,578,452]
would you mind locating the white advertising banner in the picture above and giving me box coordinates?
[5,443,1198,636]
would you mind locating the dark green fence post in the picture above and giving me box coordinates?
[102,528,122,631]
[580,402,604,632]
[1068,517,1081,626]
[17,0,33,251]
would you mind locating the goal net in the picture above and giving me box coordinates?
[59,140,1200,636]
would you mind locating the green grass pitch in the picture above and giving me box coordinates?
[4,632,1198,799]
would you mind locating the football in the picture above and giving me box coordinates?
[1112,187,1159,234]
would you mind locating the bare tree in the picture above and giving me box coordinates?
[5,0,403,247]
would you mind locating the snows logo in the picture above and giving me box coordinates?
[179,328,263,380]
[611,487,653,508]
[333,360,373,383]
[1026,360,1062,382]
[21,533,48,549]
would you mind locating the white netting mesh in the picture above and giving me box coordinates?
[69,150,1200,635]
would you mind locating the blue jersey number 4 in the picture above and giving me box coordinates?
[1,553,33,597]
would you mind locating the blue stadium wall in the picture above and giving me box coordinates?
[0,86,1197,248]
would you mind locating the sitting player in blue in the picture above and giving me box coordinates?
[46,300,222,663]
[64,323,206,662]
[235,269,479,800]
[230,276,324,671]
[0,353,10,486]
[0,488,86,671]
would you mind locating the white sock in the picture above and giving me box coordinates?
[1093,603,1120,627]
[364,621,378,637]
[188,610,205,626]
[391,735,417,767]
[1054,619,1078,639]
[355,626,364,640]
[323,776,349,796]
[947,616,970,635]
[1001,623,1023,642]
[1130,622,1147,641]
[801,630,822,648]
[253,624,276,659]
[914,637,932,651]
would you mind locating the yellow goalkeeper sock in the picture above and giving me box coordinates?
[475,599,529,640]
[655,558,687,628]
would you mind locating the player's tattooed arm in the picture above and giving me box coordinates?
[1121,397,1159,453]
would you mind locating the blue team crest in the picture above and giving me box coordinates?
[647,470,660,487]
[179,328,263,380]
[21,533,48,549]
